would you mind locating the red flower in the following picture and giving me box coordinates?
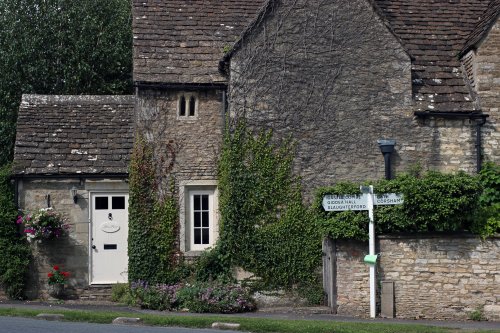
[62,272,70,277]
[53,265,59,271]
[47,273,53,277]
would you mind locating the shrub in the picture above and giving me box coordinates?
[314,171,483,240]
[127,281,256,313]
[0,165,30,299]
[176,282,256,313]
[111,283,130,303]
[130,281,182,311]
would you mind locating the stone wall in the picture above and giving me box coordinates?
[335,235,500,320]
[476,20,500,164]
[17,177,128,299]
[228,0,479,198]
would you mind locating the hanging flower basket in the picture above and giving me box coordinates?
[17,208,70,242]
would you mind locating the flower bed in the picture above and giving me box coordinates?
[129,281,256,313]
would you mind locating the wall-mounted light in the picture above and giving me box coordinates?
[377,139,396,180]
[70,186,78,204]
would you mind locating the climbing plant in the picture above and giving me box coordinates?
[196,121,322,288]
[470,162,500,238]
[0,165,30,298]
[128,135,183,284]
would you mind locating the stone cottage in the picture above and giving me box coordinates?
[12,95,134,298]
[11,0,500,318]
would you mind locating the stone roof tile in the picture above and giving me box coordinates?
[132,0,265,84]
[461,0,500,55]
[13,95,135,176]
[374,0,494,112]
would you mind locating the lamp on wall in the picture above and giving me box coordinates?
[377,139,396,180]
[70,186,78,204]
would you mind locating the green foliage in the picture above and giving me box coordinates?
[468,306,485,321]
[0,0,132,165]
[478,162,500,206]
[314,171,483,240]
[296,279,325,305]
[0,165,30,298]
[111,283,130,303]
[471,162,500,238]
[197,121,322,290]
[128,135,181,284]
[126,281,256,313]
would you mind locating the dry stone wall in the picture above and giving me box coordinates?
[335,235,500,320]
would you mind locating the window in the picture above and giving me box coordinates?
[190,191,212,250]
[178,93,198,118]
[179,181,218,254]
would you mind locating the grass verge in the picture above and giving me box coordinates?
[0,307,491,333]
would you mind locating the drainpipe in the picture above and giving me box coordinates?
[476,116,487,173]
[377,139,396,180]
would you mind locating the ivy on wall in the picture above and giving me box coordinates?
[197,121,322,288]
[471,162,500,238]
[128,135,182,283]
[0,165,30,298]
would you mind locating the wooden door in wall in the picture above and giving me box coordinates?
[90,193,129,284]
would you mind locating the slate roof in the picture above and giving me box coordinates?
[13,95,135,176]
[132,0,265,84]
[373,0,496,112]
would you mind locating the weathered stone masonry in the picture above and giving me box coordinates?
[227,0,480,198]
[135,88,224,194]
[335,235,500,320]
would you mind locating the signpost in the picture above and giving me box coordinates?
[322,188,404,318]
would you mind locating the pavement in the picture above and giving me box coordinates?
[0,299,499,331]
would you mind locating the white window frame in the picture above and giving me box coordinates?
[179,180,218,255]
[189,190,213,251]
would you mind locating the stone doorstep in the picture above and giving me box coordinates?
[78,285,113,301]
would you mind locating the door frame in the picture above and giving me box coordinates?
[88,190,129,285]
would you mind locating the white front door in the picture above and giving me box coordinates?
[90,193,129,284]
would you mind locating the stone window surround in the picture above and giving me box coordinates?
[177,92,198,119]
[179,180,219,257]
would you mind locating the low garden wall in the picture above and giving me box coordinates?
[334,234,500,320]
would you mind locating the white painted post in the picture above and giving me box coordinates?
[367,185,376,319]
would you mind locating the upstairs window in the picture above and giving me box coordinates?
[178,93,198,118]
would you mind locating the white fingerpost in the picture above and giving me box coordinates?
[361,185,376,318]
[323,188,404,319]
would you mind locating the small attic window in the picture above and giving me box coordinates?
[178,93,198,118]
